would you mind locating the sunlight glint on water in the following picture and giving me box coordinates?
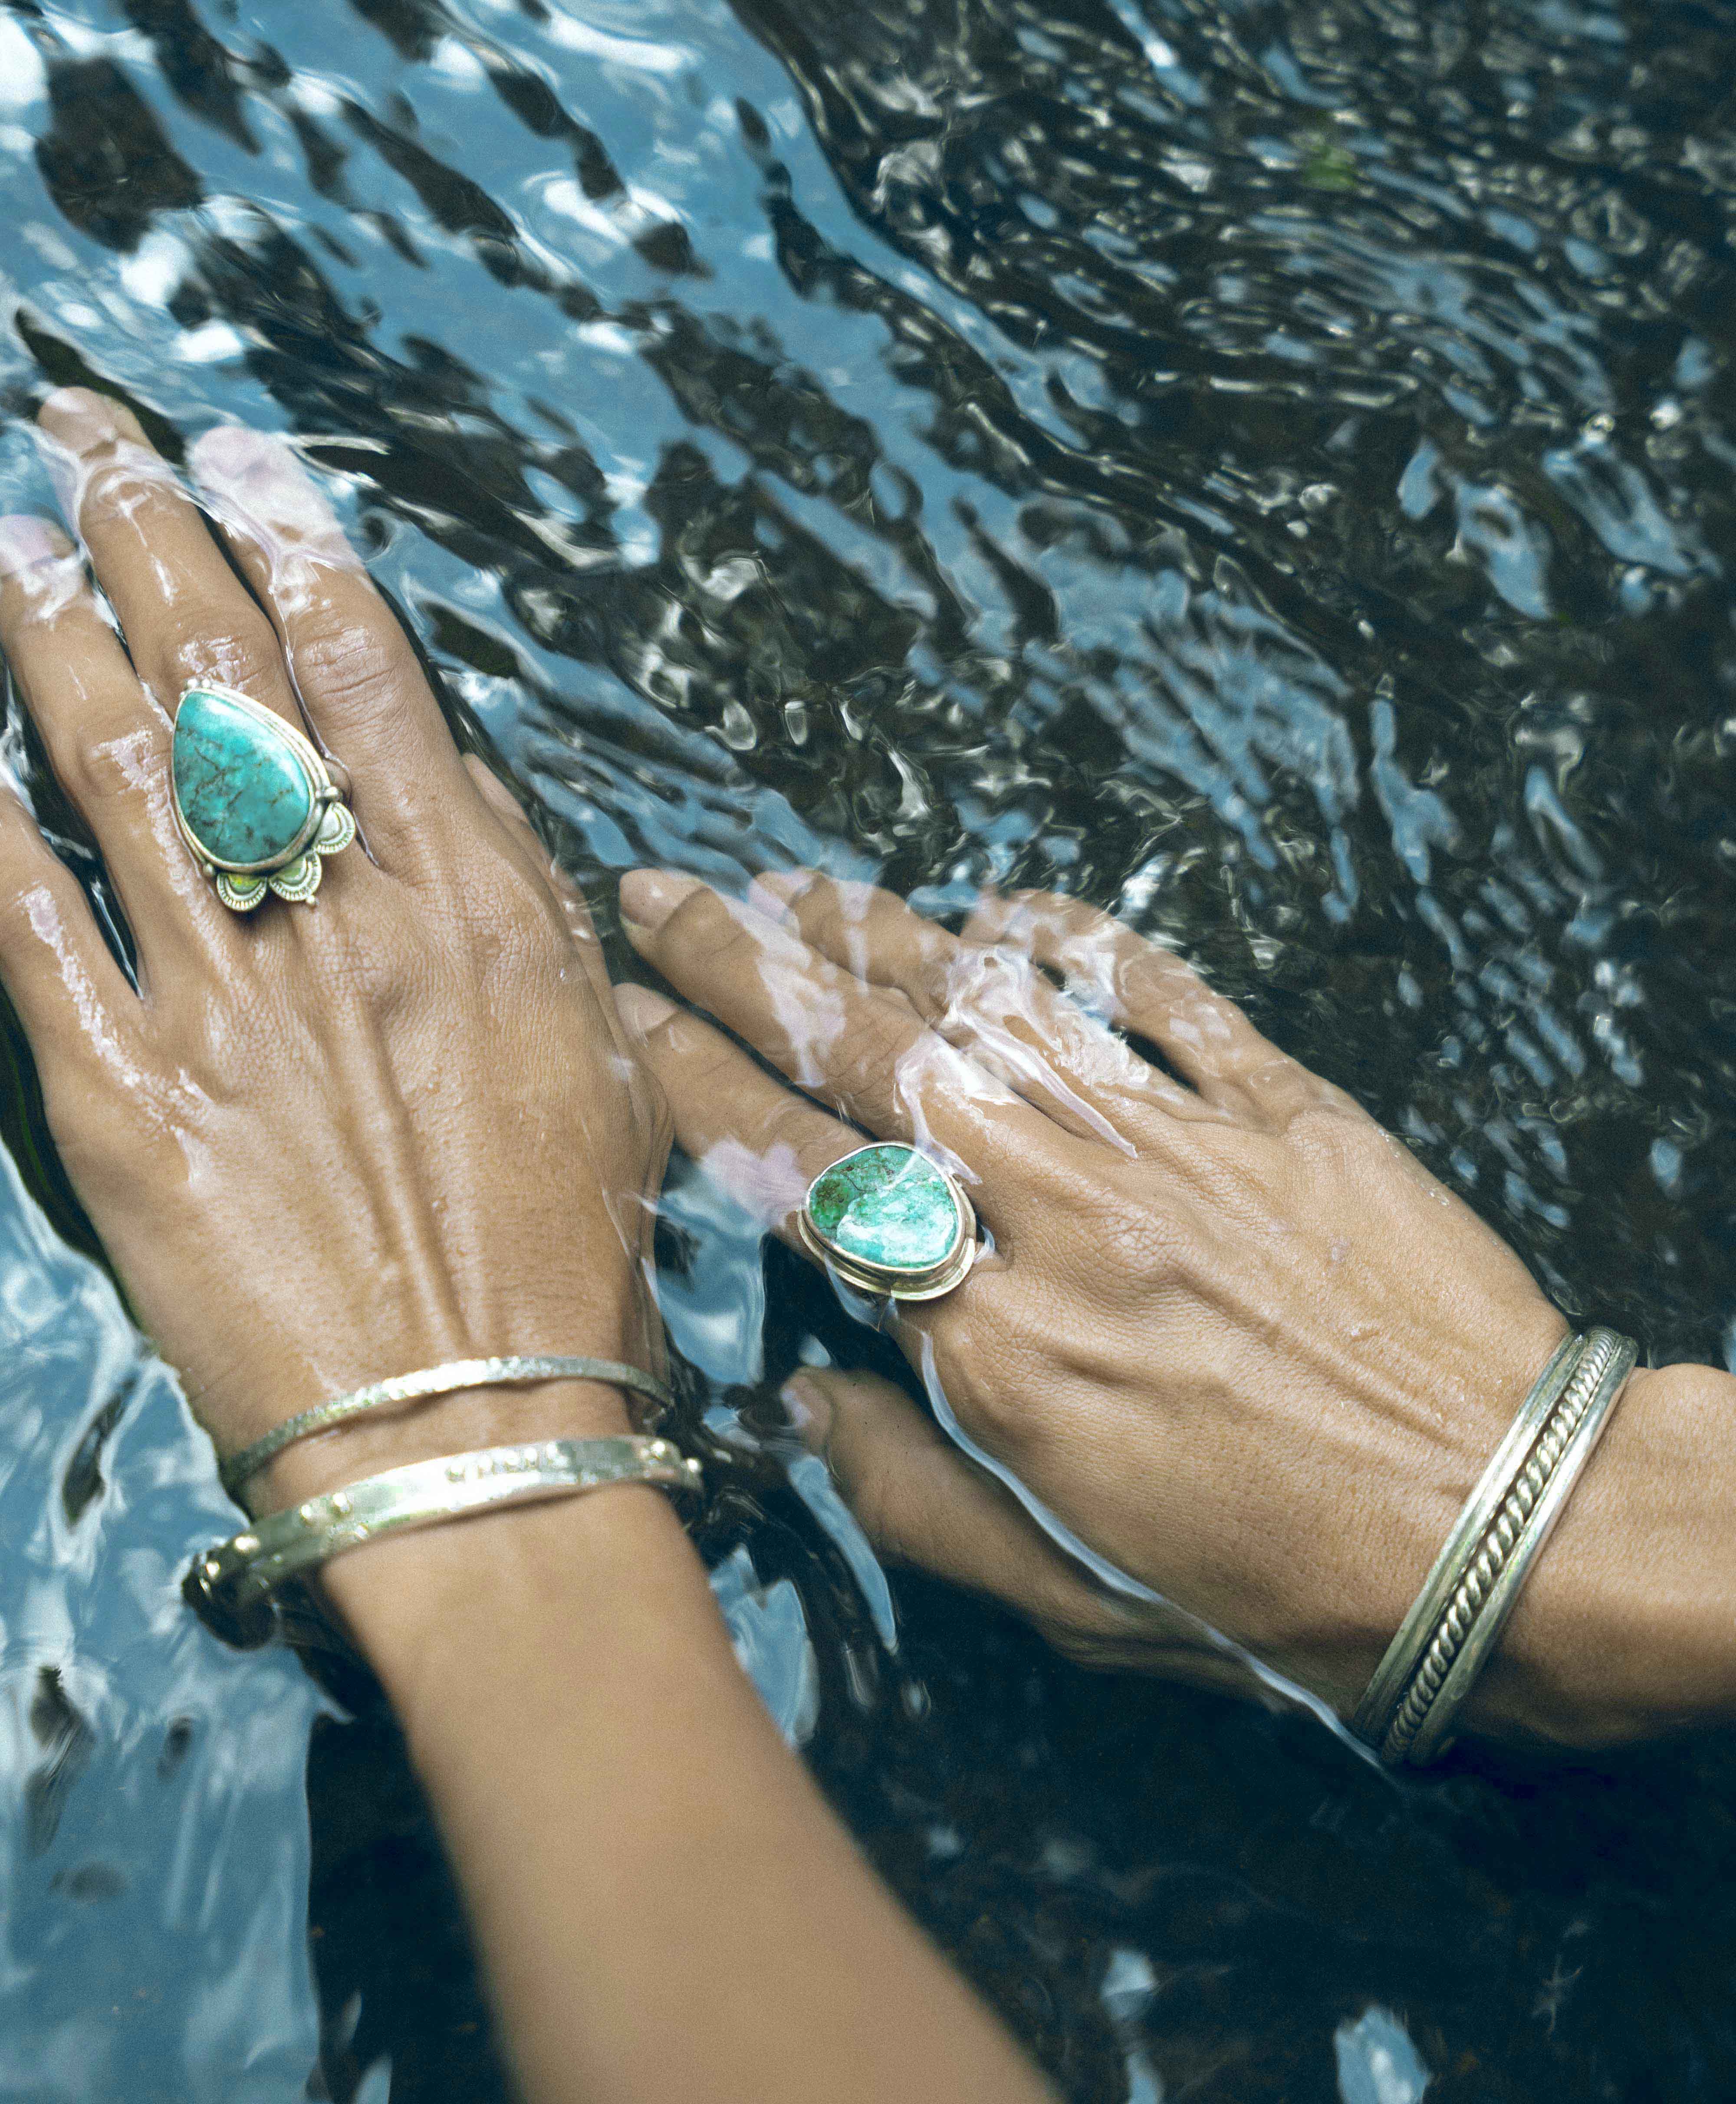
[0,0,1735,2095]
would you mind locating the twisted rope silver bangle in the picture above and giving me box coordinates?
[220,1355,676,1499]
[193,1433,704,1633]
[1352,1326,1638,1767]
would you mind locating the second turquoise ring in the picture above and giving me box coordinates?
[171,683,356,912]
[798,1142,980,1302]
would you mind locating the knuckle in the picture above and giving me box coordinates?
[705,897,766,965]
[1278,1089,1366,1167]
[463,864,569,976]
[1077,1189,1187,1294]
[64,720,164,809]
[928,935,1015,1024]
[289,613,408,716]
[932,1301,1033,1448]
[684,903,782,1002]
[795,878,867,957]
[159,615,282,701]
[348,850,559,1006]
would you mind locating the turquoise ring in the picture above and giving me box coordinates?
[170,683,356,912]
[797,1142,980,1302]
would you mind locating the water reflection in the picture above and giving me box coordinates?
[0,0,1735,2094]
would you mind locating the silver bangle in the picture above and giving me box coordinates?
[192,1433,703,1632]
[1352,1326,1638,1766]
[220,1355,676,1499]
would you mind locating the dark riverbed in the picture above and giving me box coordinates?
[2,0,1736,2097]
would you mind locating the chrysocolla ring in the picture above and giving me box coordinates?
[797,1141,980,1302]
[170,683,356,911]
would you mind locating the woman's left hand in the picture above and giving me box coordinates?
[615,866,1671,1741]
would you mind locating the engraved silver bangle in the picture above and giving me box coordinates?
[193,1433,703,1629]
[1351,1326,1639,1767]
[220,1355,676,1499]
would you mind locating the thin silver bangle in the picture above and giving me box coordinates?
[192,1433,703,1633]
[220,1355,676,1499]
[1353,1326,1638,1765]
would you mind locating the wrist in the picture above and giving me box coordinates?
[317,1463,703,1730]
[1472,1360,1736,1746]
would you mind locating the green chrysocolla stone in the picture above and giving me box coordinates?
[807,1144,962,1274]
[173,688,314,868]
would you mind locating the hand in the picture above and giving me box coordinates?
[0,394,1060,2104]
[616,867,1578,1729]
[0,392,667,1511]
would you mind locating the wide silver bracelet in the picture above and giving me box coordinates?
[192,1433,703,1634]
[1351,1325,1638,1766]
[220,1355,676,1499]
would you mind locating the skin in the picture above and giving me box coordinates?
[0,391,1053,2104]
[2,381,1734,2091]
[615,871,1736,1749]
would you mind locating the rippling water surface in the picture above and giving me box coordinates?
[3,0,1736,2096]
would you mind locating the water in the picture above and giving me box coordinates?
[0,0,1735,2094]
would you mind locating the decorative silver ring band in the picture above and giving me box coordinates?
[1351,1326,1637,1766]
[220,1354,676,1499]
[194,1433,703,1628]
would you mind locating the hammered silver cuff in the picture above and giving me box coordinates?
[220,1354,676,1499]
[192,1433,703,1637]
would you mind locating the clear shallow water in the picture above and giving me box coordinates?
[1,0,1736,2094]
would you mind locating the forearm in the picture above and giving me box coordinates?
[312,1471,1053,2104]
[1474,1360,1736,1747]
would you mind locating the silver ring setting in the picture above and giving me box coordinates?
[798,1141,980,1303]
[170,682,355,912]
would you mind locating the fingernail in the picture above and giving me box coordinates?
[37,387,127,449]
[191,425,352,558]
[779,1373,833,1450]
[614,983,679,1036]
[190,422,275,479]
[0,516,62,575]
[619,868,702,936]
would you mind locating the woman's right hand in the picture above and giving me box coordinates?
[618,869,1736,1748]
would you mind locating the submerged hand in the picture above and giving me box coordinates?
[618,868,1585,1729]
[0,396,1059,2104]
[0,393,666,1508]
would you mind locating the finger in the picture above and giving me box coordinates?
[190,426,473,847]
[781,1365,1164,1660]
[616,982,867,1242]
[619,870,1064,1216]
[0,771,137,1059]
[464,753,542,855]
[0,515,237,957]
[462,754,616,1014]
[963,888,1292,1106]
[36,393,302,735]
[619,986,1002,1372]
[752,869,1203,1145]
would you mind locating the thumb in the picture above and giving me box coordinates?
[780,1366,1122,1637]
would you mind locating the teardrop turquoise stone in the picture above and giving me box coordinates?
[173,688,315,868]
[807,1145,963,1274]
